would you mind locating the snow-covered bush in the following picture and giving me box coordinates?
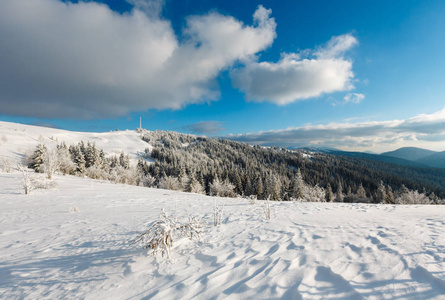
[248,195,257,205]
[131,210,204,258]
[158,176,182,191]
[395,190,431,205]
[85,165,108,180]
[302,184,326,202]
[0,157,13,173]
[210,178,235,197]
[31,176,58,190]
[69,206,80,213]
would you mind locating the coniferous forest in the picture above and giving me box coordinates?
[27,129,445,204]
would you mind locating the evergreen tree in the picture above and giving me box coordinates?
[29,144,47,173]
[376,181,387,203]
[385,186,395,204]
[357,183,367,199]
[336,181,344,202]
[325,183,334,202]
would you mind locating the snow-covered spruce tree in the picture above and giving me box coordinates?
[376,181,387,203]
[384,186,395,204]
[186,174,205,194]
[256,177,264,200]
[69,145,86,175]
[28,144,47,173]
[325,183,334,202]
[336,181,344,202]
[292,169,305,200]
[119,151,130,169]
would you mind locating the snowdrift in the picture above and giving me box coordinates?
[1,172,444,299]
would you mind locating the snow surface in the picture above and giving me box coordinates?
[1,172,445,299]
[0,121,151,166]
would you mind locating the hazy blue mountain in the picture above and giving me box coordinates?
[417,151,445,168]
[299,147,429,168]
[381,147,437,162]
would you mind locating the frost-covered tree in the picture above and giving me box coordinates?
[302,184,326,202]
[336,181,344,202]
[385,186,395,204]
[395,190,431,205]
[376,181,387,203]
[256,177,264,200]
[210,178,235,197]
[158,176,182,191]
[357,183,367,199]
[69,145,86,175]
[119,151,130,169]
[43,148,59,179]
[325,183,334,202]
[28,144,47,173]
[18,164,33,195]
[57,143,75,175]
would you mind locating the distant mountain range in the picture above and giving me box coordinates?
[303,146,445,169]
[381,147,445,168]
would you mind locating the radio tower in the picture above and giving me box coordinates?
[139,117,142,129]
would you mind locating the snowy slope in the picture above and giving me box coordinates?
[0,121,151,165]
[1,172,444,299]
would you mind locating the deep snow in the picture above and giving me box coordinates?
[0,172,444,299]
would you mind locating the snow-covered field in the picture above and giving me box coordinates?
[0,121,150,166]
[1,172,444,299]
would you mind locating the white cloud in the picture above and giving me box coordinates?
[226,108,445,152]
[0,1,275,119]
[231,34,358,105]
[344,93,365,104]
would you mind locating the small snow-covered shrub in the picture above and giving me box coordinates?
[132,210,204,258]
[0,157,13,173]
[214,199,224,226]
[69,206,80,213]
[31,176,58,190]
[158,176,182,191]
[264,198,271,220]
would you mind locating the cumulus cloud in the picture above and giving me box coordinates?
[225,108,445,152]
[231,34,358,105]
[0,1,275,119]
[182,121,225,135]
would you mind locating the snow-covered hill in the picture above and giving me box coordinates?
[0,121,150,165]
[1,172,444,299]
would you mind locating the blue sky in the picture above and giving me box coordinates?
[1,0,445,152]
